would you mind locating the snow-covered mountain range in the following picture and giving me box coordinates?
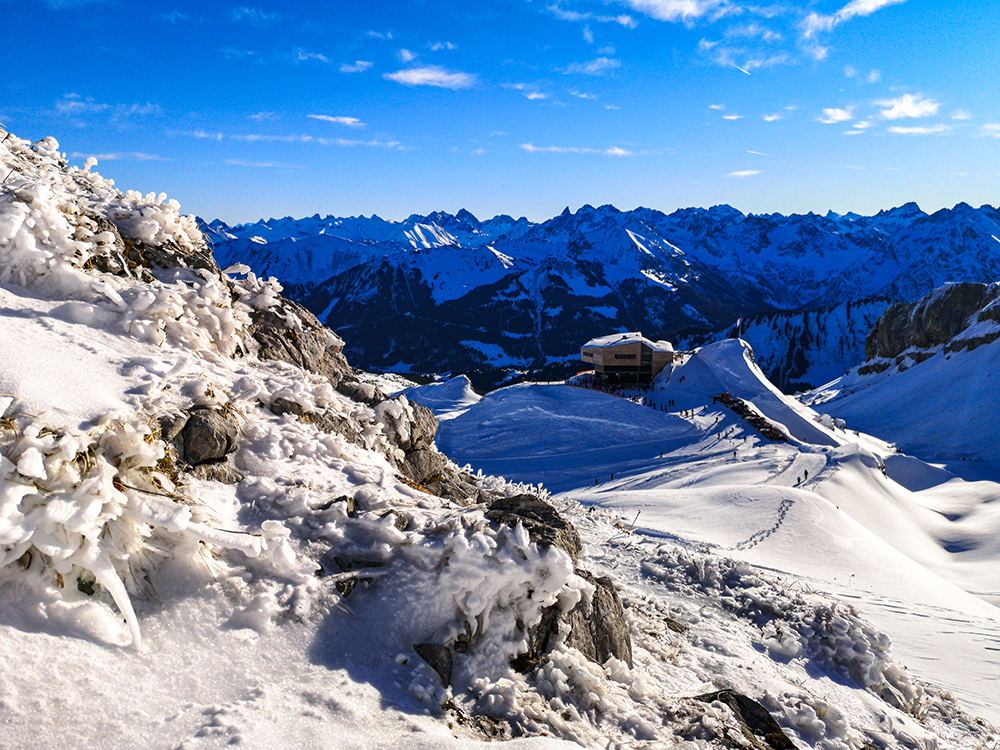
[208,201,1000,389]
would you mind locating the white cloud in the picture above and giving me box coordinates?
[294,49,329,64]
[384,66,477,89]
[547,5,637,28]
[818,106,854,124]
[877,93,939,119]
[583,25,595,43]
[569,90,598,100]
[56,94,109,114]
[563,57,621,75]
[762,113,782,122]
[70,151,170,162]
[249,111,278,121]
[844,65,857,78]
[746,150,773,157]
[852,119,873,129]
[189,130,224,141]
[429,42,457,51]
[951,109,972,121]
[230,133,402,148]
[722,114,743,120]
[709,104,725,111]
[887,124,950,135]
[397,49,418,63]
[525,92,548,100]
[225,159,306,169]
[230,7,282,25]
[980,124,1000,138]
[867,69,882,83]
[619,0,729,23]
[802,0,908,39]
[308,115,365,127]
[521,142,633,156]
[367,31,392,40]
[728,170,761,177]
[606,104,621,110]
[340,60,373,73]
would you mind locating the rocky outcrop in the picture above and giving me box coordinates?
[248,297,350,387]
[486,495,633,671]
[695,690,796,750]
[865,282,1000,359]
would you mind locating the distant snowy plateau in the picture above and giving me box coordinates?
[208,200,1000,391]
[2,126,1000,750]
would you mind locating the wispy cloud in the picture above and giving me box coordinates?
[722,114,743,120]
[225,159,306,169]
[292,49,329,64]
[70,151,170,162]
[568,90,598,100]
[230,7,282,26]
[384,65,477,89]
[160,10,189,23]
[618,0,731,23]
[366,30,392,40]
[762,113,783,122]
[249,111,278,121]
[818,106,854,124]
[887,124,950,135]
[56,94,162,122]
[231,133,402,148]
[728,170,762,177]
[746,150,773,157]
[397,48,418,63]
[429,41,457,51]
[801,0,908,39]
[340,60,373,73]
[547,4,637,28]
[980,124,1000,139]
[563,57,620,75]
[521,142,632,156]
[951,109,972,121]
[308,115,364,127]
[876,93,939,119]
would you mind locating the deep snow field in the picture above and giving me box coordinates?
[2,127,999,750]
[417,340,1000,728]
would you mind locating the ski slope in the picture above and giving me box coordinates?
[415,339,1000,724]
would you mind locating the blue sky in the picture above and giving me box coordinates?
[3,0,998,223]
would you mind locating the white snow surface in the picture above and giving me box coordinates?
[418,339,1000,728]
[2,127,998,750]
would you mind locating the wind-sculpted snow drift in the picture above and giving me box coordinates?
[1,126,997,748]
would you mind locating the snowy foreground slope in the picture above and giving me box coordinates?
[1,128,997,750]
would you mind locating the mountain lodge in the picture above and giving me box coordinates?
[580,332,675,383]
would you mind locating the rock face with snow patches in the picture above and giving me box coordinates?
[208,202,1000,389]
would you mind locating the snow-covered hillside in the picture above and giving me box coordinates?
[804,282,1000,481]
[208,201,1000,388]
[4,126,999,749]
[412,339,1000,729]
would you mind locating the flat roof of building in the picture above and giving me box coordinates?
[582,332,673,352]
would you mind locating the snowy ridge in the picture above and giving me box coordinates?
[209,201,1000,388]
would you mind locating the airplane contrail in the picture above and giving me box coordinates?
[731,63,751,75]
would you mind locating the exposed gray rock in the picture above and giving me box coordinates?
[376,396,438,453]
[414,643,452,686]
[565,570,633,668]
[248,298,350,387]
[178,406,238,466]
[486,494,582,565]
[336,379,387,407]
[402,449,448,485]
[865,282,1000,359]
[695,690,795,750]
